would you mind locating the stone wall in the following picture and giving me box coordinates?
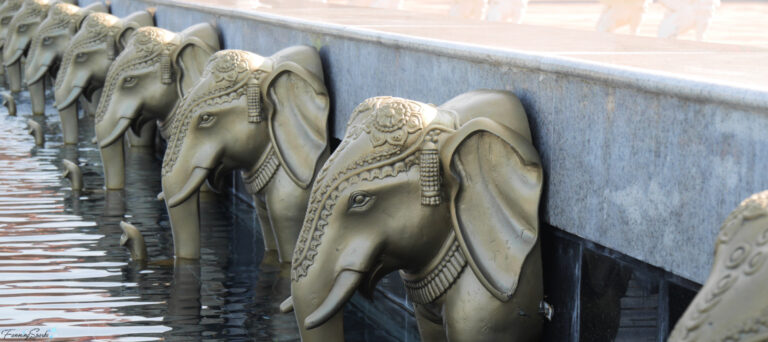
[77,0,768,286]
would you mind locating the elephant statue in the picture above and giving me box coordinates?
[0,0,24,91]
[284,90,545,341]
[95,23,220,190]
[25,2,108,120]
[669,190,768,341]
[54,10,153,145]
[160,47,329,261]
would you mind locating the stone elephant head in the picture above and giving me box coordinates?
[161,47,329,261]
[94,23,220,190]
[286,90,545,341]
[669,190,768,341]
[25,2,108,116]
[54,10,153,114]
[5,0,55,98]
[0,0,25,92]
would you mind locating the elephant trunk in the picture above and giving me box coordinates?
[6,61,21,93]
[163,181,201,260]
[99,141,125,190]
[28,79,45,115]
[59,104,79,144]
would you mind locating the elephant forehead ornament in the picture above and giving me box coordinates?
[95,27,177,124]
[288,90,545,341]
[26,2,92,82]
[669,190,768,341]
[54,13,120,91]
[161,50,269,178]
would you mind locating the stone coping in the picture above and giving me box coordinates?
[151,0,768,111]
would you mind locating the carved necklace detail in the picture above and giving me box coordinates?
[401,237,466,305]
[241,144,280,194]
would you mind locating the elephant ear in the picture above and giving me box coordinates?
[171,23,219,97]
[115,11,154,50]
[262,46,329,189]
[440,117,543,302]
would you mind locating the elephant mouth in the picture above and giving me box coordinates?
[56,86,83,110]
[167,167,211,208]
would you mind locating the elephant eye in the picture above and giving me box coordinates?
[17,24,28,33]
[348,191,374,211]
[42,36,53,45]
[198,113,216,127]
[75,52,88,63]
[122,76,137,88]
[0,18,10,25]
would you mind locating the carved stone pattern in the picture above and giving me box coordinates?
[669,191,768,341]
[291,97,428,281]
[95,28,176,124]
[402,238,467,304]
[13,1,46,25]
[241,145,280,194]
[55,13,120,89]
[0,0,24,18]
[162,50,267,176]
[718,307,768,341]
[27,4,81,60]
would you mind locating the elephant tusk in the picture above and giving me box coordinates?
[156,192,164,201]
[120,221,147,262]
[99,118,133,148]
[2,92,15,116]
[26,65,49,86]
[61,159,83,191]
[305,270,364,330]
[56,86,83,110]
[167,168,210,208]
[279,296,294,313]
[27,120,44,146]
[3,50,23,67]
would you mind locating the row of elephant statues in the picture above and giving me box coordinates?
[0,0,764,341]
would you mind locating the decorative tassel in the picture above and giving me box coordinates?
[160,50,173,84]
[420,139,441,206]
[106,36,115,60]
[247,76,263,123]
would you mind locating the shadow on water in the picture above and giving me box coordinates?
[0,87,407,341]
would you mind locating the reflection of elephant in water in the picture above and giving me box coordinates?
[54,11,153,145]
[25,2,108,120]
[5,0,54,107]
[285,90,545,341]
[95,24,219,190]
[0,0,24,91]
[669,190,768,341]
[161,47,329,261]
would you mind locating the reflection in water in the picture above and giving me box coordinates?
[0,92,402,341]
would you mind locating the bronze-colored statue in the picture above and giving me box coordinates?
[161,47,330,261]
[669,190,768,341]
[0,0,24,92]
[27,118,44,145]
[61,158,82,191]
[54,10,153,144]
[4,0,53,112]
[95,23,220,190]
[1,91,15,116]
[284,90,545,341]
[25,2,108,119]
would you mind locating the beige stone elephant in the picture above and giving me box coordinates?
[94,24,219,190]
[669,190,768,341]
[0,0,25,92]
[283,90,545,341]
[161,47,330,261]
[25,2,108,121]
[54,10,153,145]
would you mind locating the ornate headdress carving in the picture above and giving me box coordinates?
[0,0,24,22]
[28,3,82,61]
[55,13,120,90]
[95,27,178,124]
[292,97,448,281]
[12,0,47,26]
[161,50,268,176]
